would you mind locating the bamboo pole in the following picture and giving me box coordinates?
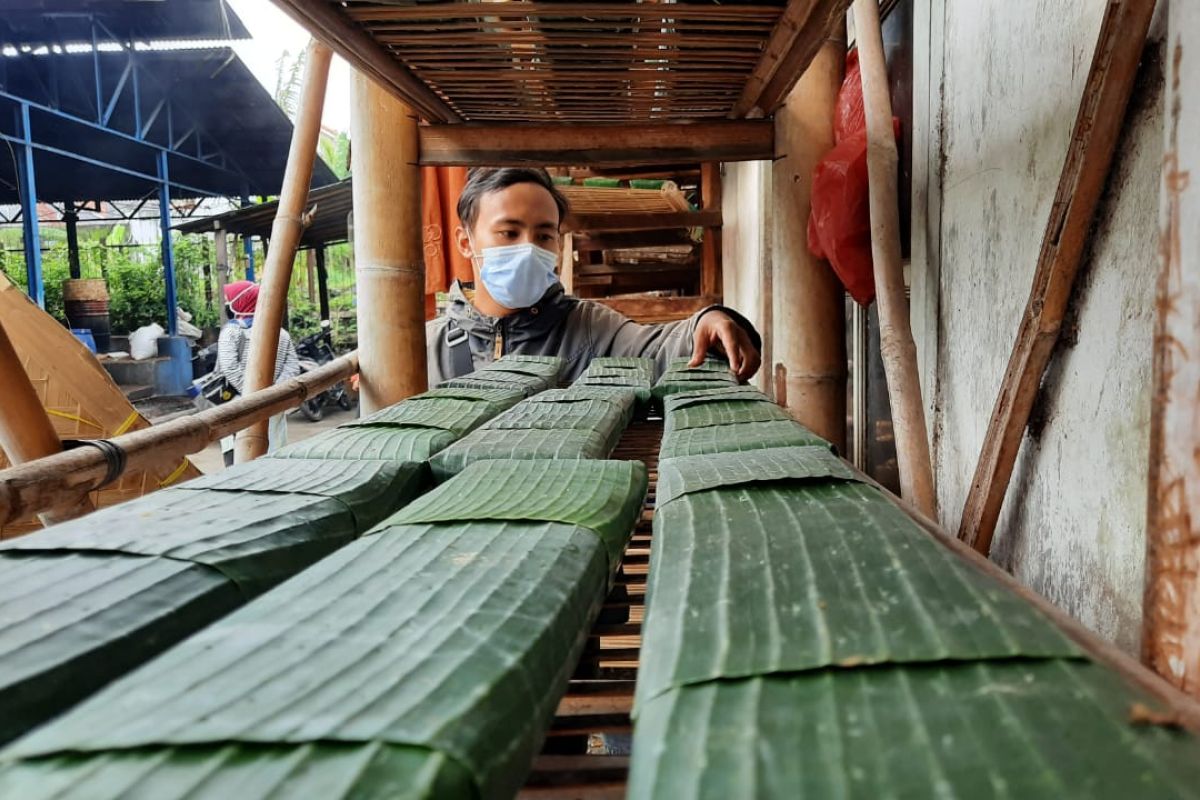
[235,40,332,463]
[852,0,936,517]
[215,228,229,325]
[351,70,427,415]
[0,318,93,524]
[771,35,846,452]
[0,353,358,527]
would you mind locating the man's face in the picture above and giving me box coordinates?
[456,182,562,263]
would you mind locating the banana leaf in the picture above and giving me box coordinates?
[664,398,792,432]
[655,446,860,506]
[2,458,648,799]
[0,553,240,746]
[391,459,648,568]
[659,419,832,459]
[638,475,1079,710]
[629,660,1200,800]
[438,370,550,396]
[481,356,563,382]
[526,386,637,426]
[664,357,731,373]
[345,390,523,436]
[590,356,656,375]
[662,385,776,411]
[431,428,615,482]
[479,399,625,433]
[180,458,428,532]
[272,426,458,462]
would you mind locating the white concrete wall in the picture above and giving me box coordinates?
[722,160,772,392]
[913,1,1167,653]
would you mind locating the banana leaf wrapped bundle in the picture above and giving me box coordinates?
[438,354,565,396]
[628,446,1200,798]
[430,387,635,482]
[273,386,524,462]
[0,457,424,745]
[574,357,655,405]
[651,358,738,399]
[0,460,648,800]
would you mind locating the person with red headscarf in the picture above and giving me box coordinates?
[216,280,300,464]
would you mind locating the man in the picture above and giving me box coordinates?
[427,167,762,384]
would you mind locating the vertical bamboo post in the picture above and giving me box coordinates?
[1145,0,1200,693]
[351,71,426,415]
[235,40,331,463]
[561,232,575,295]
[853,0,936,516]
[771,36,847,452]
[0,318,92,523]
[214,228,229,325]
[700,162,723,298]
[306,248,317,304]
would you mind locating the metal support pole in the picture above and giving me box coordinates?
[240,193,256,281]
[315,244,330,322]
[64,199,81,279]
[157,151,178,336]
[17,103,44,308]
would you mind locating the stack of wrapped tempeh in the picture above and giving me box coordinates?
[0,372,524,746]
[628,384,1200,798]
[0,460,647,800]
[573,356,655,407]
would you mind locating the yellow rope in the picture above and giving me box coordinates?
[45,409,103,430]
[158,459,190,487]
[112,411,139,436]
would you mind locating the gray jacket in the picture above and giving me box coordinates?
[425,281,760,385]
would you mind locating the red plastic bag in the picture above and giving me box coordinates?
[807,50,898,307]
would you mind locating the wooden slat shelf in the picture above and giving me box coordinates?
[520,417,662,796]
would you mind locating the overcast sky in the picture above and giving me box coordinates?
[225,0,353,132]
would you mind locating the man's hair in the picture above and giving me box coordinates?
[456,167,570,231]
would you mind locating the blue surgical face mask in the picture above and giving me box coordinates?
[470,239,560,310]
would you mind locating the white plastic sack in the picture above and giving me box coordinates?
[129,323,164,360]
[175,308,203,340]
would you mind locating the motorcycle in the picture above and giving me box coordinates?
[295,320,354,422]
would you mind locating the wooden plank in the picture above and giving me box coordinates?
[560,233,575,296]
[565,210,721,233]
[418,121,773,167]
[270,0,459,123]
[956,0,1157,555]
[575,229,695,252]
[733,0,851,117]
[346,3,783,22]
[1144,0,1200,694]
[595,295,716,323]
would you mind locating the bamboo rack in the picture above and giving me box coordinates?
[0,353,358,528]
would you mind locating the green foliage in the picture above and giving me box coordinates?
[318,131,350,179]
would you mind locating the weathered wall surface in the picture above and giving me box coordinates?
[916,1,1165,653]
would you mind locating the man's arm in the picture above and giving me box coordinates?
[579,301,762,380]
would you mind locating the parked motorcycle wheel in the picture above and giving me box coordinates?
[300,396,325,422]
[337,388,354,411]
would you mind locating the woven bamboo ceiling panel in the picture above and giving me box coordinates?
[279,0,850,123]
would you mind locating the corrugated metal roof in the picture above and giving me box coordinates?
[174,177,352,245]
[0,0,249,46]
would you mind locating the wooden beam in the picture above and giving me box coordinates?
[853,0,935,517]
[271,0,460,123]
[595,295,717,324]
[699,162,723,298]
[351,71,427,414]
[560,232,575,295]
[957,0,1157,555]
[733,0,851,118]
[574,229,695,252]
[418,122,773,167]
[565,210,721,233]
[1144,0,1200,694]
[236,40,331,464]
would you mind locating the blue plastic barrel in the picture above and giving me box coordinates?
[71,328,97,353]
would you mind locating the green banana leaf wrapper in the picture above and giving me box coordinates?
[439,370,552,396]
[0,459,426,746]
[272,426,457,462]
[629,660,1200,800]
[2,460,647,800]
[344,388,524,435]
[525,386,637,426]
[481,355,564,383]
[638,450,1079,710]
[659,419,832,459]
[429,390,635,481]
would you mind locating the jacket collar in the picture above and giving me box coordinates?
[445,280,576,344]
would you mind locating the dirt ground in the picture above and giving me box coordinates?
[188,406,359,474]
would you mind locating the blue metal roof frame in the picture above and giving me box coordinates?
[0,46,337,204]
[1,0,250,47]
